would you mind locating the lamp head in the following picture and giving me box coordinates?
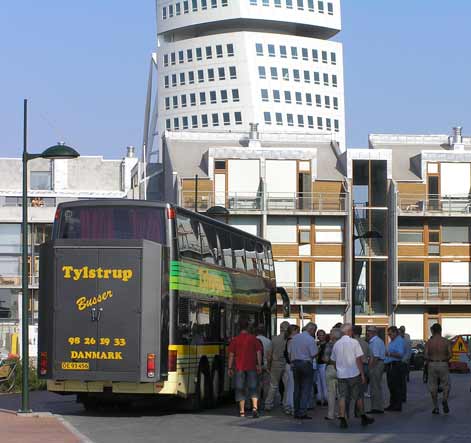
[40,142,80,159]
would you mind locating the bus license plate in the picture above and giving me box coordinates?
[61,362,89,370]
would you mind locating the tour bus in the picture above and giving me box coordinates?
[38,200,289,409]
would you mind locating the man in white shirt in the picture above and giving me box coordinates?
[256,325,273,409]
[331,324,374,429]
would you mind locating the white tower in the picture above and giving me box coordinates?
[144,0,345,164]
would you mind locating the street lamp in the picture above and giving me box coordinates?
[19,99,80,413]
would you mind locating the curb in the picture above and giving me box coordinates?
[55,415,95,443]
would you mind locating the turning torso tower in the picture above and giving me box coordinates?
[155,0,345,149]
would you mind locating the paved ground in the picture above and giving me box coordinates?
[1,372,470,443]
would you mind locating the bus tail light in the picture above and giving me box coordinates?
[166,207,176,219]
[39,352,48,375]
[147,353,156,378]
[54,208,61,221]
[168,349,177,372]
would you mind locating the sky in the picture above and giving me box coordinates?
[1,0,471,158]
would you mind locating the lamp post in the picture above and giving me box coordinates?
[19,99,80,413]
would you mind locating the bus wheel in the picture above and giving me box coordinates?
[211,363,224,407]
[196,363,211,409]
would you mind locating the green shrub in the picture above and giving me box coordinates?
[12,359,46,392]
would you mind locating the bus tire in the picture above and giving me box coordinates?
[211,360,224,407]
[195,361,211,410]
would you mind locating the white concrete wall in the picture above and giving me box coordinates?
[395,313,424,340]
[315,261,342,285]
[266,216,297,243]
[442,317,471,338]
[440,163,471,196]
[441,262,469,285]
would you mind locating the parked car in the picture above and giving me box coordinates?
[409,341,425,370]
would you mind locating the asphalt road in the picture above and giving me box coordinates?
[1,372,470,443]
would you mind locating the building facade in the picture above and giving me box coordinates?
[0,148,138,357]
[148,0,345,163]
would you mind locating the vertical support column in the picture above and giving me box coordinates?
[345,178,353,324]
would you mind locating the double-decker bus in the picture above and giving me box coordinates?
[38,200,289,409]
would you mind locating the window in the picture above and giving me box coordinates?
[190,93,196,106]
[166,119,171,129]
[398,262,424,285]
[268,44,275,57]
[162,6,167,19]
[202,114,209,127]
[284,90,291,103]
[165,97,170,110]
[222,0,228,6]
[275,113,283,125]
[327,1,333,14]
[223,112,230,126]
[212,113,219,126]
[334,119,339,132]
[326,118,331,131]
[192,0,198,10]
[232,236,246,271]
[250,0,257,4]
[264,112,271,125]
[282,68,289,81]
[164,76,169,88]
[315,94,321,107]
[172,74,177,87]
[206,46,212,59]
[196,47,202,60]
[258,66,266,79]
[275,0,281,7]
[216,45,223,58]
[187,49,193,62]
[184,0,189,12]
[297,0,303,10]
[261,89,269,101]
[280,45,287,58]
[333,97,338,109]
[210,90,217,104]
[317,117,323,130]
[291,46,298,59]
[273,89,280,102]
[325,96,330,108]
[306,93,312,106]
[295,91,302,104]
[208,68,215,81]
[293,69,300,82]
[312,49,319,62]
[443,226,470,243]
[297,115,304,127]
[304,70,310,83]
[229,66,236,79]
[164,54,169,67]
[174,117,179,130]
[315,219,343,243]
[198,70,204,83]
[179,72,185,85]
[227,43,234,56]
[318,0,324,13]
[314,71,320,84]
[302,47,308,60]
[220,89,228,103]
[232,89,240,102]
[179,50,184,63]
[177,214,201,260]
[173,96,178,109]
[171,52,176,65]
[256,43,263,56]
[287,113,294,126]
[234,112,242,125]
[398,230,423,243]
[286,0,293,8]
[331,52,337,65]
[263,0,269,5]
[270,67,278,79]
[192,115,198,128]
[199,92,206,105]
[188,71,195,84]
[308,0,314,11]
[323,73,329,86]
[182,116,189,129]
[332,74,338,87]
[211,0,217,8]
[202,0,207,9]
[307,115,314,128]
[322,50,328,64]
[218,67,225,80]
[169,4,174,16]
[299,229,310,244]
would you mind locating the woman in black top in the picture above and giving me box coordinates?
[316,329,328,406]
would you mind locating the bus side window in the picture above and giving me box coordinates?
[256,242,265,276]
[218,229,233,268]
[232,235,246,271]
[262,245,271,278]
[176,214,202,261]
[266,247,275,279]
[194,302,220,344]
[200,222,216,265]
[246,240,257,274]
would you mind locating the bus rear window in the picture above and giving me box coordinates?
[56,206,166,244]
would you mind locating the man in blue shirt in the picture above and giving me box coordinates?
[384,326,405,411]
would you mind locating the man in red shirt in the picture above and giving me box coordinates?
[228,319,263,418]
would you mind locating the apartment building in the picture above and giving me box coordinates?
[0,148,138,356]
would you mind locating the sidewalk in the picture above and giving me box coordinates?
[0,408,83,443]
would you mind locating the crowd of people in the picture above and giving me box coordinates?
[228,319,452,428]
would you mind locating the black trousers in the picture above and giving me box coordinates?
[386,362,402,410]
[400,362,408,402]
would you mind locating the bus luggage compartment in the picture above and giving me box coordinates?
[38,239,166,383]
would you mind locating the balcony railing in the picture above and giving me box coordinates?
[397,283,471,304]
[181,191,347,212]
[398,194,471,215]
[279,283,348,305]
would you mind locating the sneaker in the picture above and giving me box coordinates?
[339,417,348,429]
[252,409,259,419]
[361,415,375,426]
[432,408,439,415]
[442,401,450,414]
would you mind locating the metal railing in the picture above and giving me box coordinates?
[398,194,471,215]
[279,283,348,304]
[397,283,471,304]
[180,191,347,212]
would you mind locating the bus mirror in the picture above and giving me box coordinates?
[276,287,291,318]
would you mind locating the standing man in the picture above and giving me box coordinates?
[384,326,405,412]
[424,323,452,414]
[256,325,273,409]
[367,326,386,414]
[399,325,412,400]
[288,322,318,419]
[331,324,374,429]
[265,321,289,411]
[228,319,263,418]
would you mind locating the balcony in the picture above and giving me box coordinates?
[398,194,471,216]
[180,191,347,213]
[279,284,348,305]
[397,283,471,304]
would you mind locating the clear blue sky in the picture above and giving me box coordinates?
[1,1,471,158]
